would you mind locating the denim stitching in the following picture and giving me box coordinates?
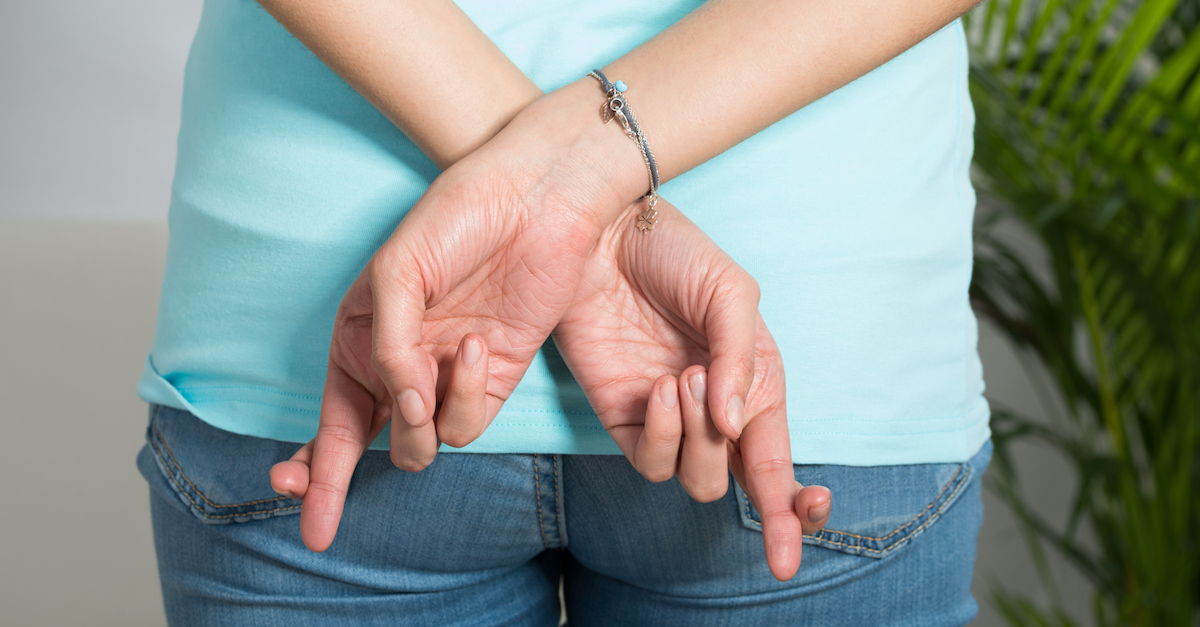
[153,425,289,509]
[820,465,963,543]
[553,454,565,545]
[533,454,549,548]
[149,431,300,520]
[740,462,970,555]
[806,467,972,555]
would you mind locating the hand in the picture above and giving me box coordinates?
[272,193,832,580]
[554,198,832,580]
[267,89,758,553]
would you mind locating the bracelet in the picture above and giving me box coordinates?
[588,69,660,232]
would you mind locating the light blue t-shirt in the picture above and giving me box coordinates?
[139,0,990,465]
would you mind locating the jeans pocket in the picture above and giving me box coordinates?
[733,450,981,560]
[137,404,303,524]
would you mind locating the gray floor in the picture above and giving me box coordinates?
[0,218,1091,626]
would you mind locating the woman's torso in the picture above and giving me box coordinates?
[139,0,989,465]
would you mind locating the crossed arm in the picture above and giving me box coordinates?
[258,0,984,581]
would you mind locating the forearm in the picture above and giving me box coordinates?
[581,0,986,186]
[255,0,541,169]
[258,0,984,206]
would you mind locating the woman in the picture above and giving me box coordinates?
[136,0,992,624]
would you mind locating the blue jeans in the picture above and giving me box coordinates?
[138,405,991,626]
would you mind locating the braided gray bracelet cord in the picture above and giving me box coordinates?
[588,69,660,232]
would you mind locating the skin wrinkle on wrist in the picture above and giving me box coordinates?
[573,79,656,215]
[260,0,985,220]
[496,78,655,225]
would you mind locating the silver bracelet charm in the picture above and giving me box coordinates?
[588,69,660,232]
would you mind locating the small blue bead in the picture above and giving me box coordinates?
[614,80,627,93]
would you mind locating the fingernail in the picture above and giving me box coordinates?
[462,338,482,366]
[727,396,744,436]
[399,389,426,426]
[659,378,678,409]
[809,502,831,523]
[688,371,706,403]
[274,488,294,499]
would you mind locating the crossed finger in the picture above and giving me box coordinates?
[272,334,493,551]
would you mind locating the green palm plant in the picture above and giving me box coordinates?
[963,0,1200,624]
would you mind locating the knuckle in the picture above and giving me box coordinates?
[446,378,479,408]
[390,449,434,472]
[644,468,675,484]
[755,349,783,382]
[717,267,760,306]
[437,396,486,449]
[366,252,401,284]
[437,422,477,448]
[739,272,761,305]
[645,423,683,449]
[305,477,342,500]
[744,459,799,516]
[680,475,729,503]
[315,423,364,455]
[371,347,406,382]
[746,456,793,480]
[728,353,757,385]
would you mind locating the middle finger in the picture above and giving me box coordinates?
[678,366,729,503]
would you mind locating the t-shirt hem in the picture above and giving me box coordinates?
[138,354,991,465]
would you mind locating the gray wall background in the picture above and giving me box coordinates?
[0,1,1088,624]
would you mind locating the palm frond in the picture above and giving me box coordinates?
[965,0,1200,624]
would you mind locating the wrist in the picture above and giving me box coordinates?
[515,77,656,223]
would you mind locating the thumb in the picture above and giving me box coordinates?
[367,249,438,431]
[270,439,314,499]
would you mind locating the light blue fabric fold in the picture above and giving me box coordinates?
[139,0,990,465]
